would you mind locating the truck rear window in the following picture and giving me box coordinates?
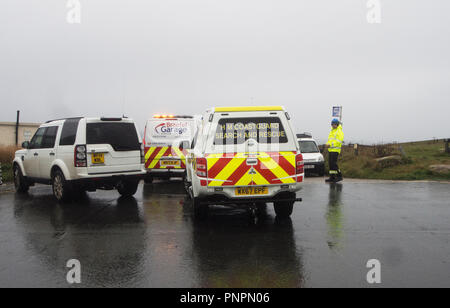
[86,122,140,151]
[214,117,288,145]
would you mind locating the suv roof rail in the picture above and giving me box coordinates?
[45,117,83,124]
[297,133,313,138]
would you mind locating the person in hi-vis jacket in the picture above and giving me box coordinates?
[325,119,344,183]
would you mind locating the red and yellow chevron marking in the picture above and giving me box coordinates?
[145,146,187,170]
[206,151,297,187]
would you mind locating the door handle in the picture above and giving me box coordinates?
[49,153,55,156]
[34,153,38,156]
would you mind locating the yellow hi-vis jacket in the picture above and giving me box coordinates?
[327,125,344,154]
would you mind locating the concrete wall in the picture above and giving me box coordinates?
[0,122,41,147]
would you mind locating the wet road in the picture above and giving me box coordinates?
[0,178,449,287]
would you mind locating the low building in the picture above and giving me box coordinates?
[0,122,41,147]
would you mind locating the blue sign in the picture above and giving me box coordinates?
[332,106,342,118]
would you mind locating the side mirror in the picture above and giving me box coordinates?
[22,141,30,149]
[180,141,190,150]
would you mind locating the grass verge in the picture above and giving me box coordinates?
[322,139,450,181]
[0,146,19,183]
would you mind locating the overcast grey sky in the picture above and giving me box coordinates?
[1,0,449,144]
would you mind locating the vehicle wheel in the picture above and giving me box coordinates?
[117,180,139,197]
[256,202,267,217]
[274,194,295,218]
[144,176,153,184]
[193,197,208,219]
[52,169,72,202]
[183,176,192,195]
[13,165,29,193]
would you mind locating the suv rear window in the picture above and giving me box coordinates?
[214,117,288,145]
[86,122,140,151]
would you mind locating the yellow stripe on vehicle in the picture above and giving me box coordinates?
[259,152,293,183]
[214,106,283,112]
[235,171,253,186]
[172,147,186,163]
[252,169,270,186]
[206,153,225,170]
[148,147,168,169]
[279,151,296,168]
[145,147,157,162]
[208,155,245,187]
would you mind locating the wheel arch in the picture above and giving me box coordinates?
[12,158,26,177]
[50,161,71,180]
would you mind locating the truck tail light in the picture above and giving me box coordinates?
[75,145,87,167]
[196,157,207,180]
[296,153,304,175]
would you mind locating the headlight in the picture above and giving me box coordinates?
[318,155,324,162]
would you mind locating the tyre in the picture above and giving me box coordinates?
[183,176,192,195]
[274,194,295,218]
[117,180,139,197]
[144,176,153,184]
[193,197,209,219]
[52,169,72,202]
[256,202,267,217]
[13,164,29,193]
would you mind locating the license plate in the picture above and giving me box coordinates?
[161,160,181,166]
[235,187,268,196]
[304,165,315,169]
[91,153,105,164]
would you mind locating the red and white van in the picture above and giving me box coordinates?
[143,115,200,182]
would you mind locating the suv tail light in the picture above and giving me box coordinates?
[140,143,145,164]
[75,145,87,167]
[196,157,207,178]
[296,153,304,175]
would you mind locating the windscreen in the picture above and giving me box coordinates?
[87,122,140,151]
[214,117,288,145]
[299,141,319,153]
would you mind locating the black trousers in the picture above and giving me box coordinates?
[328,152,342,177]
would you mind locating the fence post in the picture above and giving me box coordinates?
[0,162,3,185]
[446,139,450,154]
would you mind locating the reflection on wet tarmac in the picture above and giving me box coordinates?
[326,183,344,250]
[2,179,450,287]
[12,191,147,287]
[184,199,304,288]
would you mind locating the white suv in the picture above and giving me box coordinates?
[13,117,146,201]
